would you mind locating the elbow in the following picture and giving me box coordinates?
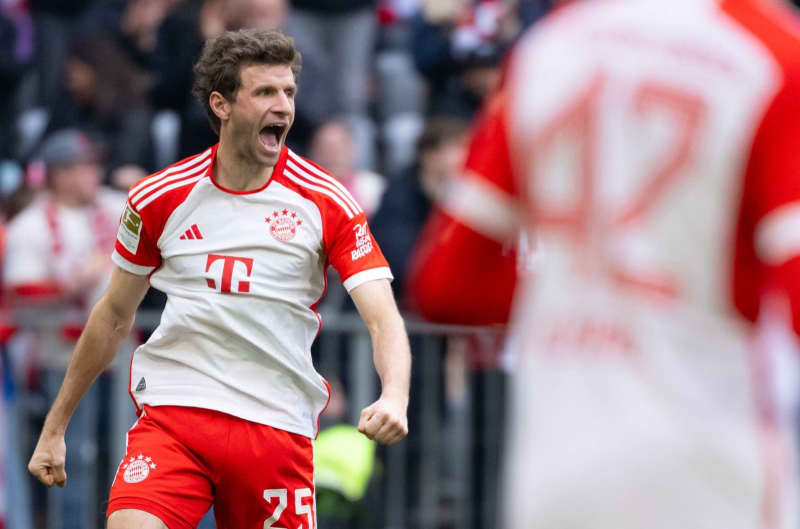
[92,296,136,339]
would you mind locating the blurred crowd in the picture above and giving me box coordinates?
[7,1,800,528]
[0,0,555,306]
[0,0,554,528]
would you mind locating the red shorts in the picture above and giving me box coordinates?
[107,406,315,529]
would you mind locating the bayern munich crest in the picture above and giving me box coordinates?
[122,454,157,483]
[266,209,303,242]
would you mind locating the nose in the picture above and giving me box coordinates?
[271,91,292,116]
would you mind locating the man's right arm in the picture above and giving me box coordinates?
[28,266,150,487]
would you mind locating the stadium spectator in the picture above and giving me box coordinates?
[410,0,800,527]
[43,38,154,191]
[0,1,34,161]
[27,29,410,529]
[285,0,378,167]
[120,0,183,55]
[4,129,126,529]
[309,119,387,219]
[370,115,468,302]
[411,0,516,118]
[147,0,288,159]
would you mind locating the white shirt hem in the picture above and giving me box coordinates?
[133,393,318,439]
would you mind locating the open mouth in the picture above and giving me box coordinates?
[259,124,286,151]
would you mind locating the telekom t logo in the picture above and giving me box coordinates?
[205,254,254,293]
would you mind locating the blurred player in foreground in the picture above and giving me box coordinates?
[28,29,410,529]
[410,0,800,527]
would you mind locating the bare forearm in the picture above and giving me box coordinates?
[370,313,412,405]
[42,299,134,435]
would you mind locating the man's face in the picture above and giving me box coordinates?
[309,122,354,179]
[52,161,102,205]
[223,63,296,168]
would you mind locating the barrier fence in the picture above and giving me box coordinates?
[5,309,508,529]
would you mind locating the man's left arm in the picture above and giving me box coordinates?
[350,279,411,445]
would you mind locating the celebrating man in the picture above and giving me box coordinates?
[28,29,410,529]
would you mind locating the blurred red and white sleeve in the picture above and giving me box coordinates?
[409,89,520,325]
[733,65,800,336]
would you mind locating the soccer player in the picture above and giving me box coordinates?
[28,29,411,529]
[410,0,800,527]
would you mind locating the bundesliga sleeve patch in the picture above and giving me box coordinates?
[118,204,142,254]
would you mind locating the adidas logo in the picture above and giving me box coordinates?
[179,224,203,240]
[135,377,146,392]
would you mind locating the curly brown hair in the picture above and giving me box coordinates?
[192,29,302,135]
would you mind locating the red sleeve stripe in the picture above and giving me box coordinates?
[136,173,206,210]
[286,151,363,214]
[284,168,357,219]
[285,160,361,217]
[129,148,212,197]
[131,155,212,206]
[129,148,212,198]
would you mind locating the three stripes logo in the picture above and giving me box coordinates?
[180,224,204,240]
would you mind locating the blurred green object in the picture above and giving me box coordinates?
[314,424,376,501]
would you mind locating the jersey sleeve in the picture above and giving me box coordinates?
[440,88,521,242]
[111,199,162,275]
[324,207,393,292]
[734,66,800,335]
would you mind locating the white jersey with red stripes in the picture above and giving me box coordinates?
[445,0,800,527]
[112,144,392,438]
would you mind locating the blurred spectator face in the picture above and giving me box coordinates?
[222,63,296,168]
[65,58,96,104]
[50,161,102,207]
[421,136,466,201]
[309,122,355,179]
[226,0,287,30]
[462,64,501,101]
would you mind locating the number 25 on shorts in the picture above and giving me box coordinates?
[263,487,313,529]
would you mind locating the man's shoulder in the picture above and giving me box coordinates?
[4,202,49,259]
[126,147,215,217]
[720,0,800,68]
[278,148,364,222]
[6,196,47,234]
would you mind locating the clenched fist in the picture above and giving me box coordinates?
[28,433,67,487]
[357,395,408,445]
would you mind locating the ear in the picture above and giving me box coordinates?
[209,91,231,124]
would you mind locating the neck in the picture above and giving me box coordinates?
[214,140,276,192]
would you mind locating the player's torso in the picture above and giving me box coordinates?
[152,178,326,309]
[504,2,797,527]
[134,177,331,437]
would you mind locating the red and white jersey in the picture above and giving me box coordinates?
[3,189,124,367]
[112,144,392,438]
[429,0,800,527]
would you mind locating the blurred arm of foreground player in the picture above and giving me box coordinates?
[28,267,149,487]
[350,279,411,445]
[408,207,517,325]
[408,86,519,325]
